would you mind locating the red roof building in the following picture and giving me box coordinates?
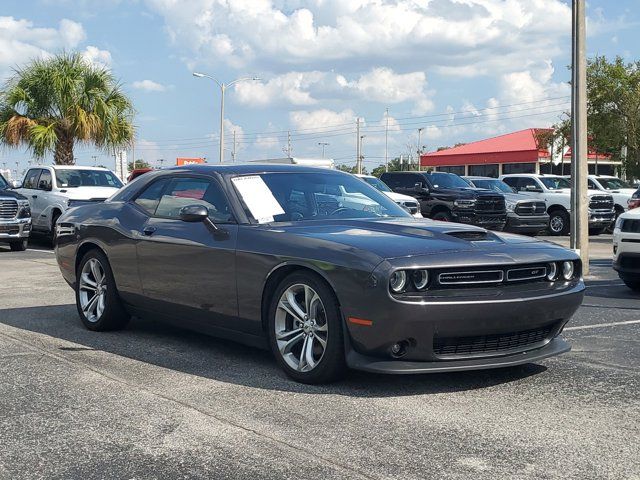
[420,128,617,177]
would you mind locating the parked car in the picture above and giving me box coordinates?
[356,174,422,217]
[628,187,640,210]
[55,164,584,384]
[613,208,640,292]
[500,174,615,235]
[127,168,153,182]
[587,175,636,215]
[17,166,123,241]
[380,171,506,229]
[0,172,31,251]
[463,176,549,235]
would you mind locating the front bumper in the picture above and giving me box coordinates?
[451,211,506,228]
[504,213,549,233]
[0,218,31,242]
[588,209,615,227]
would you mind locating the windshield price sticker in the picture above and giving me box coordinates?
[231,175,285,223]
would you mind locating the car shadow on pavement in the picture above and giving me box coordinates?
[0,304,548,397]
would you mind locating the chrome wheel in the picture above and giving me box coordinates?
[79,258,107,323]
[275,283,328,372]
[549,215,564,233]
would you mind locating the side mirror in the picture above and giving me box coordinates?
[179,204,209,222]
[414,182,429,194]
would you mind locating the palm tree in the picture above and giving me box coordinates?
[0,52,134,164]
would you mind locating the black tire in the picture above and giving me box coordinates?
[589,227,606,236]
[432,210,453,222]
[9,240,28,251]
[268,271,346,384]
[622,279,640,292]
[548,210,570,236]
[50,211,61,245]
[75,249,130,331]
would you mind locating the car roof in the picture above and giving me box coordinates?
[463,176,497,180]
[44,165,110,171]
[167,163,344,175]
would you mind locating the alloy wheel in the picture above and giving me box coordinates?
[550,215,564,233]
[274,283,328,372]
[79,258,107,323]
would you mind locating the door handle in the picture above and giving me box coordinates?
[32,195,37,199]
[142,226,157,236]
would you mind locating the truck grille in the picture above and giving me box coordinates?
[514,201,547,216]
[433,324,555,357]
[0,225,19,234]
[589,195,613,210]
[434,263,549,288]
[398,201,419,215]
[621,219,640,233]
[0,199,18,219]
[475,196,505,213]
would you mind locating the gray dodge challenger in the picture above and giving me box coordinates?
[54,164,585,383]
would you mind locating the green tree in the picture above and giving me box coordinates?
[336,163,367,174]
[0,52,135,165]
[128,159,150,172]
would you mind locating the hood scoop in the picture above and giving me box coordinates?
[445,230,489,241]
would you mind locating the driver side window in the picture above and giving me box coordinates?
[155,177,234,223]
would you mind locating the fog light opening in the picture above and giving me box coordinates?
[390,340,409,358]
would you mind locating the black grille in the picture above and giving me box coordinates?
[475,196,506,213]
[446,230,488,241]
[589,195,614,210]
[0,225,19,234]
[433,263,550,288]
[514,201,547,216]
[621,219,640,233]
[0,199,18,219]
[433,324,555,357]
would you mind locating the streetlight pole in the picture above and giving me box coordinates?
[385,107,389,172]
[359,135,366,174]
[193,72,260,163]
[318,142,329,158]
[417,128,424,172]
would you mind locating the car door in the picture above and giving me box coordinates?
[35,169,55,230]
[134,175,239,327]
[20,169,44,228]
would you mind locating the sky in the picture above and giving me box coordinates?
[0,0,638,176]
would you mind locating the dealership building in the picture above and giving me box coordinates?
[420,128,619,177]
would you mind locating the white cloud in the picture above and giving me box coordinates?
[289,108,356,131]
[82,45,112,68]
[234,71,324,107]
[59,18,86,47]
[132,79,168,92]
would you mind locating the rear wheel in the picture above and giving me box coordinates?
[622,279,640,292]
[548,210,569,236]
[50,211,61,245]
[9,240,27,251]
[76,249,130,331]
[268,272,345,384]
[432,211,453,222]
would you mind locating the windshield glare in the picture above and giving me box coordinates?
[235,172,409,223]
[362,176,392,192]
[55,169,123,188]
[427,172,470,189]
[540,177,571,190]
[471,179,515,194]
[598,177,632,190]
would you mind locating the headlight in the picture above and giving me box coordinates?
[17,200,31,218]
[562,261,575,280]
[614,216,624,231]
[454,199,476,209]
[389,271,407,293]
[412,269,429,290]
[546,262,558,281]
[506,200,517,212]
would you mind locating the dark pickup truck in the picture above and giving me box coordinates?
[380,171,506,229]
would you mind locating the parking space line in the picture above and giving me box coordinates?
[565,319,640,331]
[27,249,55,254]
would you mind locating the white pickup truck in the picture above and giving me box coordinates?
[587,175,637,214]
[500,174,615,235]
[17,165,123,241]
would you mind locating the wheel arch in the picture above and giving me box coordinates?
[74,240,109,275]
[429,204,450,217]
[547,204,568,215]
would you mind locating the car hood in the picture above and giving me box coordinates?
[61,186,120,200]
[384,191,418,203]
[0,188,28,201]
[268,217,556,260]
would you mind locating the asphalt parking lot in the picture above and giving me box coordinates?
[0,234,638,479]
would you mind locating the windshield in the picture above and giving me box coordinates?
[597,177,632,190]
[427,172,470,189]
[55,169,123,188]
[470,179,515,194]
[231,172,409,223]
[362,176,392,192]
[540,177,570,190]
[0,174,7,189]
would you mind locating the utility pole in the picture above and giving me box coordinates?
[417,128,424,172]
[356,117,361,173]
[359,135,366,174]
[287,131,292,157]
[91,155,97,166]
[318,142,329,158]
[385,107,389,172]
[570,0,589,274]
[232,130,237,162]
[158,158,165,169]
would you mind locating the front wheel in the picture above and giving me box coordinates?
[76,249,130,331]
[268,272,345,384]
[9,240,27,251]
[548,210,570,236]
[622,279,640,292]
[432,211,453,222]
